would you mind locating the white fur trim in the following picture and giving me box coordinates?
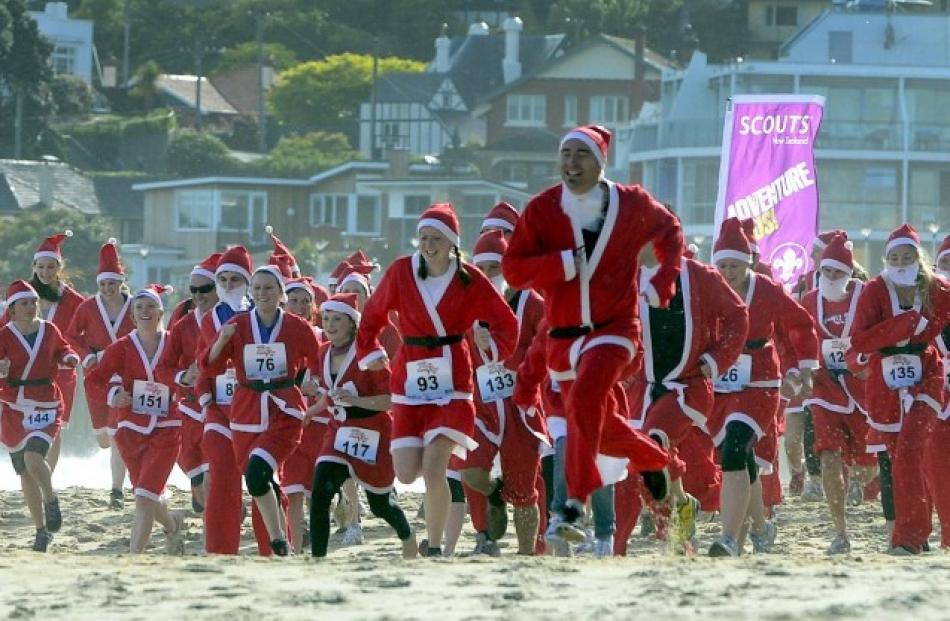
[820,258,853,274]
[481,217,514,232]
[712,250,753,265]
[560,249,576,281]
[62,353,79,366]
[204,422,233,439]
[82,353,98,368]
[885,237,920,255]
[358,349,387,370]
[423,426,478,459]
[107,385,122,407]
[712,412,765,446]
[417,218,460,247]
[866,443,887,454]
[472,252,503,265]
[917,394,942,415]
[134,288,165,309]
[700,353,719,382]
[134,487,165,502]
[250,447,278,472]
[338,273,369,294]
[191,267,215,280]
[184,463,210,479]
[560,130,606,168]
[867,418,902,433]
[595,454,630,486]
[914,317,928,336]
[33,251,62,262]
[96,272,125,283]
[254,266,285,291]
[799,359,820,370]
[754,454,774,475]
[215,263,252,283]
[321,300,361,323]
[5,290,38,306]
[642,282,660,308]
[390,436,424,452]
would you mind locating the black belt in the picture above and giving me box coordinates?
[342,406,381,420]
[549,322,608,339]
[403,334,463,348]
[7,378,52,387]
[879,343,926,356]
[240,378,296,393]
[745,339,769,350]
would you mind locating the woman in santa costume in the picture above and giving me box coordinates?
[930,233,950,549]
[850,224,950,555]
[623,240,749,554]
[480,201,519,239]
[65,239,134,509]
[86,284,185,554]
[308,293,417,558]
[155,252,220,515]
[194,245,271,555]
[707,218,819,557]
[449,230,549,556]
[357,203,519,557]
[503,124,678,541]
[328,250,371,294]
[201,265,322,556]
[0,280,79,551]
[798,233,877,554]
[24,232,84,472]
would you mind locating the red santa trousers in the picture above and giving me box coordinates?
[924,416,950,548]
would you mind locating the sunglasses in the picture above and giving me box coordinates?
[190,283,215,294]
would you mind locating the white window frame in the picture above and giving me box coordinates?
[564,95,578,127]
[175,189,268,235]
[309,194,350,229]
[51,45,76,75]
[589,95,629,126]
[353,194,383,235]
[218,190,268,234]
[175,189,214,232]
[506,94,546,127]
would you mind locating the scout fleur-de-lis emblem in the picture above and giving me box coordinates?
[772,247,804,284]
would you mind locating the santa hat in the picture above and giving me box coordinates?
[885,224,921,256]
[34,230,73,263]
[328,250,370,288]
[417,203,460,248]
[320,292,361,324]
[134,284,173,310]
[820,233,854,275]
[338,260,375,295]
[253,265,286,293]
[215,245,253,283]
[97,238,126,283]
[712,218,753,265]
[6,280,38,307]
[560,124,611,168]
[286,277,314,299]
[937,234,950,264]
[685,244,699,259]
[268,253,295,281]
[265,225,299,276]
[813,229,847,251]
[473,230,508,265]
[481,202,519,233]
[740,219,759,254]
[191,252,222,281]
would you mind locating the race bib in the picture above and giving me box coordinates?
[714,354,752,393]
[22,408,55,431]
[132,380,170,417]
[477,362,516,403]
[243,343,288,381]
[333,426,381,464]
[215,369,238,405]
[822,339,849,371]
[404,357,453,401]
[882,354,922,390]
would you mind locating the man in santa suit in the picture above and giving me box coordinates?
[741,218,774,281]
[504,124,681,540]
[623,240,749,553]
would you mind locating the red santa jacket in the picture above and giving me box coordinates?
[0,320,77,411]
[87,330,181,435]
[356,254,518,407]
[503,181,682,335]
[156,308,205,423]
[64,294,135,367]
[850,275,950,430]
[513,319,564,438]
[628,257,749,429]
[310,340,391,423]
[199,309,321,433]
[937,325,950,421]
[802,281,867,415]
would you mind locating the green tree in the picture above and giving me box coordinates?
[213,41,298,74]
[250,131,357,177]
[50,74,94,117]
[164,130,240,176]
[0,208,117,295]
[269,53,425,132]
[130,60,161,111]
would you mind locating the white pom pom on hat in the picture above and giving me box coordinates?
[64,230,73,237]
[265,225,274,235]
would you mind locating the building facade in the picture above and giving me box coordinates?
[29,2,95,85]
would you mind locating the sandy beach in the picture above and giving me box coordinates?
[1,481,948,621]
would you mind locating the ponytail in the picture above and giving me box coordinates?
[916,248,935,315]
[455,246,472,287]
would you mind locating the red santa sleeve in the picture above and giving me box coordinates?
[156,322,187,388]
[471,275,519,361]
[639,193,684,309]
[199,319,237,378]
[700,267,749,380]
[850,284,923,355]
[64,306,94,366]
[356,264,397,370]
[772,283,820,370]
[86,340,126,407]
[49,324,79,368]
[503,201,580,290]
[513,321,548,411]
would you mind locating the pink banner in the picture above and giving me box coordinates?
[714,94,825,291]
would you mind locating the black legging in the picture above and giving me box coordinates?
[803,408,822,477]
[310,461,411,557]
[878,451,896,522]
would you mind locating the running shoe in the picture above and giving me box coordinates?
[750,520,777,554]
[553,503,587,544]
[887,544,917,556]
[708,534,739,558]
[44,497,62,533]
[473,531,501,557]
[486,480,508,541]
[802,479,824,502]
[271,538,290,556]
[32,528,52,552]
[672,494,700,551]
[341,523,364,546]
[788,470,805,496]
[109,488,124,510]
[847,479,864,507]
[827,534,851,555]
[593,536,614,559]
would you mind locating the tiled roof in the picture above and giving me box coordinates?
[0,160,101,215]
[157,74,239,115]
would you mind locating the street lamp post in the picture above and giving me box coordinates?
[861,227,872,267]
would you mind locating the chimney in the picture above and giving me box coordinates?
[45,2,68,19]
[503,17,523,84]
[468,22,490,36]
[434,24,451,73]
[384,147,411,178]
[38,160,56,208]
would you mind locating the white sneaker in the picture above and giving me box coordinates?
[341,524,364,546]
[708,534,739,557]
[593,537,614,559]
[847,480,864,507]
[750,521,777,554]
[544,518,572,557]
[802,479,824,502]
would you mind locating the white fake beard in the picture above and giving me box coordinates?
[216,283,250,312]
[885,261,920,287]
[490,275,507,295]
[818,274,850,302]
[560,182,604,231]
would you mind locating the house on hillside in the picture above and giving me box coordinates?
[28,2,94,85]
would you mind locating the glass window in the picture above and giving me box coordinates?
[51,45,76,75]
[309,194,349,229]
[403,194,431,216]
[355,195,381,234]
[564,95,577,127]
[681,159,719,225]
[218,191,266,233]
[775,6,797,26]
[818,161,901,230]
[589,96,629,126]
[506,94,546,125]
[175,190,213,230]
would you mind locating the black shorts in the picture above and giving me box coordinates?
[10,437,51,475]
